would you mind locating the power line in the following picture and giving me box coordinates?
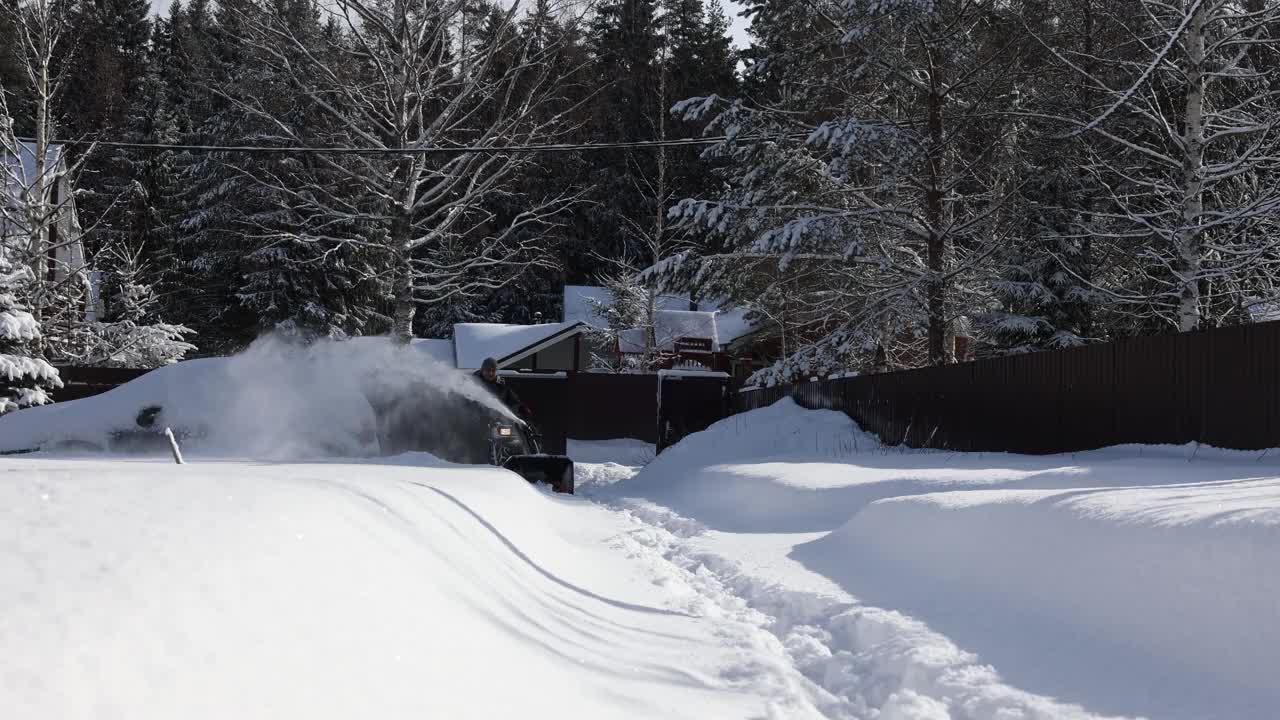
[17,132,812,156]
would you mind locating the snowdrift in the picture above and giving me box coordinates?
[608,398,1099,532]
[614,398,1280,718]
[0,335,513,459]
[0,456,823,720]
[800,477,1280,720]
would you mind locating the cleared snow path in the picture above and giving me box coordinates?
[1,455,829,720]
[581,401,1280,720]
[580,465,1121,720]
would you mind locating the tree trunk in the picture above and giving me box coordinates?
[924,49,948,365]
[1079,0,1097,341]
[28,26,51,353]
[390,210,415,344]
[1175,0,1207,332]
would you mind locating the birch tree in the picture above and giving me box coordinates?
[233,0,587,343]
[0,73,61,410]
[0,0,90,350]
[1060,0,1280,332]
[0,0,94,406]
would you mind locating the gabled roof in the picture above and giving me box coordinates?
[563,284,692,329]
[563,285,611,329]
[453,321,589,370]
[565,284,759,345]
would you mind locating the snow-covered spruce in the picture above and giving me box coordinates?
[71,243,195,368]
[0,253,60,414]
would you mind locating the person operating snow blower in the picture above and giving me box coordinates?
[474,357,532,420]
[471,357,574,494]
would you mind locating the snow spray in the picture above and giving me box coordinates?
[170,332,520,460]
[0,331,519,460]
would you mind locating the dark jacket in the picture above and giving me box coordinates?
[474,371,529,418]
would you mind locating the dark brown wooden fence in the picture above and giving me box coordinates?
[736,320,1280,454]
[657,373,730,452]
[508,371,727,452]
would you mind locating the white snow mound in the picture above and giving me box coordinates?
[0,456,828,719]
[610,398,1097,532]
[802,477,1280,720]
[608,398,1280,719]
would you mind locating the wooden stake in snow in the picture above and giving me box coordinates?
[164,427,185,465]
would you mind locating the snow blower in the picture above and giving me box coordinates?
[488,419,575,494]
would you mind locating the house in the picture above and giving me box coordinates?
[563,284,698,367]
[373,320,593,375]
[618,309,728,372]
[1,141,86,286]
[563,284,772,381]
[452,321,590,372]
[386,285,774,383]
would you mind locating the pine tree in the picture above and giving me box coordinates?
[73,241,195,368]
[1,92,61,406]
[59,0,151,138]
[0,240,61,413]
[582,0,663,267]
[655,0,1030,381]
[978,0,1111,353]
[167,0,262,352]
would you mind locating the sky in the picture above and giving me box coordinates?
[722,1,751,49]
[147,0,754,49]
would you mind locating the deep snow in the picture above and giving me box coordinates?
[9,375,1280,719]
[1,454,831,720]
[590,398,1280,720]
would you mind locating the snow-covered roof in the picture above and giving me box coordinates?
[654,310,719,352]
[1,141,65,190]
[615,308,758,355]
[715,307,756,345]
[562,285,693,329]
[618,328,646,355]
[454,321,587,370]
[1247,298,1280,324]
[563,285,610,329]
[565,284,759,345]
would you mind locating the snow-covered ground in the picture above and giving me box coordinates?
[570,438,656,490]
[6,352,1279,720]
[2,454,835,719]
[586,400,1280,720]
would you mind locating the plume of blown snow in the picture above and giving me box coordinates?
[0,333,517,460]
